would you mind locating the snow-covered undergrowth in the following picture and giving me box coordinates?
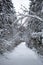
[0,42,43,65]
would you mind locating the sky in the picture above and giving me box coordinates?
[12,0,31,24]
[12,0,30,12]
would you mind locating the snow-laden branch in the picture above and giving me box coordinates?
[20,8,29,13]
[18,5,43,22]
[21,5,28,11]
[18,13,43,22]
[29,10,36,15]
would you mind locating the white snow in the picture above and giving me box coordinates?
[0,42,43,65]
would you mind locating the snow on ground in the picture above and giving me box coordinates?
[0,42,43,65]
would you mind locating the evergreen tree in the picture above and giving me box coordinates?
[0,0,17,53]
[28,0,43,55]
[29,0,43,32]
[0,0,17,40]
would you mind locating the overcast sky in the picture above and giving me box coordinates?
[12,0,30,12]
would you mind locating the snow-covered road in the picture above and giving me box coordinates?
[0,42,43,65]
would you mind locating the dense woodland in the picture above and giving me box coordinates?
[0,0,43,55]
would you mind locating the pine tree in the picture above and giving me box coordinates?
[28,0,43,55]
[29,0,43,32]
[0,0,17,54]
[0,0,17,40]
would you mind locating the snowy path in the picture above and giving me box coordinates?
[0,42,43,65]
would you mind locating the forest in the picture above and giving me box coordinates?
[0,0,43,65]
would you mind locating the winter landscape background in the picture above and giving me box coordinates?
[0,0,43,65]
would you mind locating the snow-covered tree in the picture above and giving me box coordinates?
[0,0,17,39]
[29,0,43,32]
[28,0,43,55]
[0,0,17,54]
[17,0,43,55]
